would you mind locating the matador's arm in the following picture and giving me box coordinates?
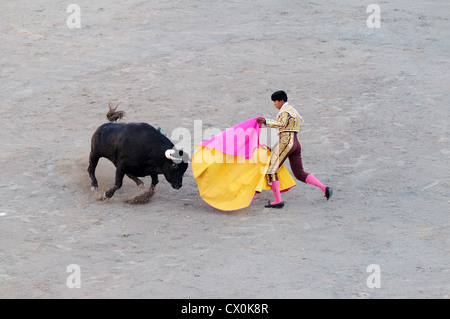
[264,111,290,129]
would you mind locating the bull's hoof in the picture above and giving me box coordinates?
[91,186,98,192]
[100,191,112,201]
[103,189,116,199]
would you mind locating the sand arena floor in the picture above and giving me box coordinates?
[0,0,448,298]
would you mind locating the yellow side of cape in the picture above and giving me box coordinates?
[191,145,296,211]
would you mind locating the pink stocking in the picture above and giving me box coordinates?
[270,180,283,204]
[305,174,326,193]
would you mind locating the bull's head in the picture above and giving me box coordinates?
[163,148,189,189]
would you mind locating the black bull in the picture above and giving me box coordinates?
[88,121,189,200]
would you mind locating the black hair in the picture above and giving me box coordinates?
[271,90,288,102]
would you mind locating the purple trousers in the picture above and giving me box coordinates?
[267,132,309,183]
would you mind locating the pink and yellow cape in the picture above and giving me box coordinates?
[191,117,296,211]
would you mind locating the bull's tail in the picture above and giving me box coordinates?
[106,101,125,122]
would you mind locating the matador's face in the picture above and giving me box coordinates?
[273,100,284,110]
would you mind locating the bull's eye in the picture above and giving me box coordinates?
[171,163,177,168]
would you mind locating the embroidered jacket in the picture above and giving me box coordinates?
[265,102,303,133]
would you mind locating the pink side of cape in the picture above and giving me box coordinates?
[200,117,261,158]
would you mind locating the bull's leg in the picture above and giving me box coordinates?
[150,173,159,190]
[88,151,100,191]
[127,174,145,188]
[104,165,126,199]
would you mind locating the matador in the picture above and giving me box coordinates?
[257,90,333,208]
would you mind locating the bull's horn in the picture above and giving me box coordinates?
[165,149,176,160]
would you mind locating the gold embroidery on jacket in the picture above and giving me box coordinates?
[265,105,302,133]
[267,132,295,182]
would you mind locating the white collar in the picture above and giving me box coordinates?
[278,102,303,120]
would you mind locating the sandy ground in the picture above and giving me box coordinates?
[0,0,449,299]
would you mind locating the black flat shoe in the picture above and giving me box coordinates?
[325,186,333,200]
[264,201,285,208]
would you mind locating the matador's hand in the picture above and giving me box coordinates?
[256,117,266,124]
